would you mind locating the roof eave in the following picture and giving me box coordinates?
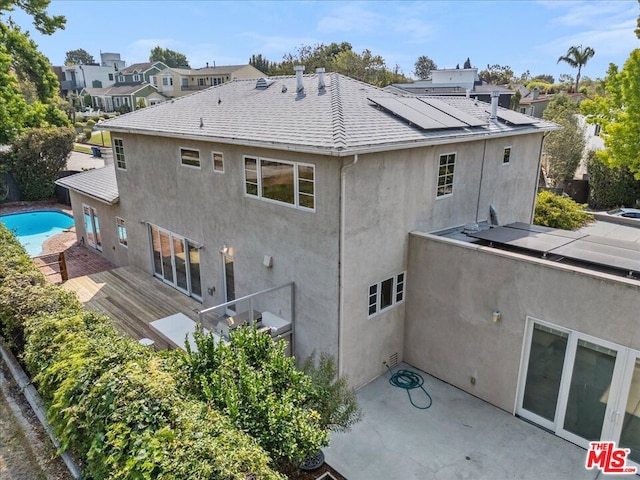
[54,180,119,205]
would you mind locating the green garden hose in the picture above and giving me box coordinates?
[385,364,432,410]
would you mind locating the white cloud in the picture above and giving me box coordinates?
[316,2,383,34]
[549,1,635,27]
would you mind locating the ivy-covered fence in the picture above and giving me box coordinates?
[0,223,288,479]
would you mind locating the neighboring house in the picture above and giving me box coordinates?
[575,114,605,179]
[115,61,168,84]
[83,84,165,112]
[59,53,127,98]
[518,88,585,118]
[152,64,265,97]
[58,69,558,391]
[388,68,514,108]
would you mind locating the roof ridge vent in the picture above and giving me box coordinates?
[256,77,275,90]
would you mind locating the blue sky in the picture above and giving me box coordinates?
[7,0,640,81]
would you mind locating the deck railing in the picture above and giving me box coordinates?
[32,251,68,282]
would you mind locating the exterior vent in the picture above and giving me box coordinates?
[256,77,275,90]
[388,352,399,368]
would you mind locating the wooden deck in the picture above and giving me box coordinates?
[62,266,203,350]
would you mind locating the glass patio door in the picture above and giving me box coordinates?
[518,318,637,455]
[222,252,235,315]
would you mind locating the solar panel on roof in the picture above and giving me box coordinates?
[368,96,451,130]
[468,228,576,252]
[420,98,486,127]
[395,97,467,128]
[486,109,536,125]
[551,240,640,272]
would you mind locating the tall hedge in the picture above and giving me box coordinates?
[587,150,640,210]
[0,223,284,480]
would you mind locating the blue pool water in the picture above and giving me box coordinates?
[0,210,75,257]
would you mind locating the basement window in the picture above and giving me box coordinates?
[368,272,406,318]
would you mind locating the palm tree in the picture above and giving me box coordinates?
[557,45,595,93]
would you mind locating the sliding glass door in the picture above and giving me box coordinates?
[149,224,202,301]
[518,318,640,467]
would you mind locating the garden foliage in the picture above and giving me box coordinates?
[534,190,593,230]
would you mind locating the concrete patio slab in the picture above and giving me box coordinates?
[325,364,634,480]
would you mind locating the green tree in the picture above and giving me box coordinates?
[534,191,593,230]
[478,64,514,84]
[510,89,521,110]
[542,94,585,187]
[64,47,94,65]
[587,150,640,209]
[636,0,640,39]
[557,45,595,93]
[414,55,437,79]
[533,74,555,84]
[249,53,271,74]
[8,127,74,200]
[463,57,471,69]
[149,46,190,68]
[581,50,640,178]
[0,1,68,143]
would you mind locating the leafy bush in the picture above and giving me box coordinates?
[83,128,92,141]
[534,191,593,229]
[86,118,96,127]
[183,328,329,461]
[7,127,75,200]
[587,150,640,210]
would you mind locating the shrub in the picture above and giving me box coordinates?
[86,119,96,127]
[83,128,92,141]
[534,190,593,230]
[7,127,75,200]
[587,150,640,210]
[73,121,84,128]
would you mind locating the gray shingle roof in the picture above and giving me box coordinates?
[85,84,151,95]
[55,166,119,204]
[100,73,559,156]
[171,65,253,75]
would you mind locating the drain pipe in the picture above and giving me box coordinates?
[530,132,550,223]
[475,139,488,222]
[338,154,358,377]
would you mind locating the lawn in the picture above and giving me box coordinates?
[72,144,92,154]
[87,130,111,146]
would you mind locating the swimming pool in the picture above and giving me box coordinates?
[0,210,75,257]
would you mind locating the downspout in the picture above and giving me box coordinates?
[475,139,488,222]
[338,154,358,377]
[530,132,549,223]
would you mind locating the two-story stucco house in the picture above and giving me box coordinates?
[58,69,558,388]
[152,64,265,97]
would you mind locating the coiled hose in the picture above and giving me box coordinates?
[385,364,432,410]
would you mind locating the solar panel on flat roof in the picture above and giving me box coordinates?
[420,98,486,127]
[486,109,536,125]
[368,96,448,130]
[507,222,587,239]
[551,240,640,273]
[468,228,576,252]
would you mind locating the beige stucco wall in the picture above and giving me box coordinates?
[405,232,640,412]
[68,190,128,267]
[340,133,545,387]
[114,133,342,364]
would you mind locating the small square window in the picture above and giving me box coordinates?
[213,152,224,173]
[180,148,200,168]
[503,146,512,164]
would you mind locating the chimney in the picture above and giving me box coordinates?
[532,87,539,100]
[490,91,499,120]
[316,67,326,90]
[465,88,471,98]
[294,65,305,93]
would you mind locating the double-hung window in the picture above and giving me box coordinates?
[368,272,406,317]
[244,156,315,211]
[180,148,201,168]
[113,138,126,169]
[437,152,456,197]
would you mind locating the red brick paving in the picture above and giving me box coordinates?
[2,201,114,283]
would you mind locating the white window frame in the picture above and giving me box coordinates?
[180,147,201,168]
[503,146,512,165]
[116,217,127,247]
[243,155,315,212]
[368,272,406,318]
[117,75,124,83]
[212,151,224,173]
[133,74,140,82]
[114,97,121,107]
[113,137,126,170]
[82,203,102,251]
[150,76,158,86]
[436,152,456,198]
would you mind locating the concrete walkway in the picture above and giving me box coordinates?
[325,364,633,480]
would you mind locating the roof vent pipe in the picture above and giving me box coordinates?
[490,91,499,120]
[294,65,305,92]
[465,89,471,98]
[316,67,326,90]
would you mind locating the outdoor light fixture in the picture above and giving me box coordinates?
[492,310,502,323]
[220,245,228,254]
